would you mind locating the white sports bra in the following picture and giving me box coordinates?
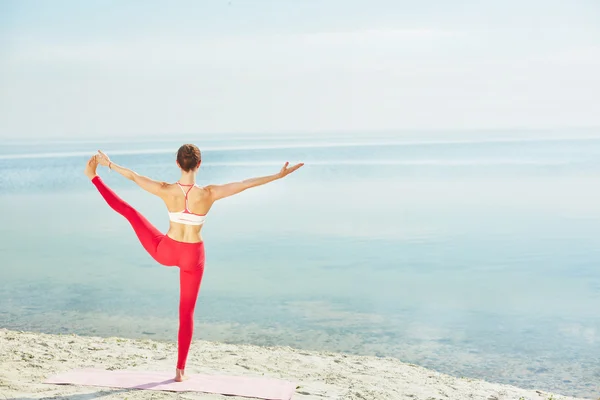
[168,183,207,226]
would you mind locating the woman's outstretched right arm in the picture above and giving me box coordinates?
[95,151,168,197]
[207,162,304,201]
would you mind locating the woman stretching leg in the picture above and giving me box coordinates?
[83,145,303,381]
[89,172,204,374]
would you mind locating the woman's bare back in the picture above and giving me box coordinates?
[162,183,214,243]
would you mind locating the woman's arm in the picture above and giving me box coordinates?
[96,151,167,197]
[207,162,304,201]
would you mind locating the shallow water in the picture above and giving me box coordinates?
[1,132,599,397]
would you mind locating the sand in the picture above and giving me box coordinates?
[0,328,591,400]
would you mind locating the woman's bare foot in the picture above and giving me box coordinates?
[175,368,188,382]
[84,155,99,180]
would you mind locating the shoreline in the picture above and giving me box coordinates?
[0,328,591,400]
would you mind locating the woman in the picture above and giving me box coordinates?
[83,144,303,382]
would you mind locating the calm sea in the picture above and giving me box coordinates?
[1,132,599,397]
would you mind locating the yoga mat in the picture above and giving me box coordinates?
[45,369,297,400]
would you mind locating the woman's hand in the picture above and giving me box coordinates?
[96,150,111,168]
[278,162,304,178]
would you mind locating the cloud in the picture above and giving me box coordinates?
[2,28,458,70]
[1,21,599,137]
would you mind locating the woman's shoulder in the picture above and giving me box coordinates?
[192,184,211,196]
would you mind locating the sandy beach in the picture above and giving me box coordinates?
[0,328,591,400]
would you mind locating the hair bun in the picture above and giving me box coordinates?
[176,144,201,172]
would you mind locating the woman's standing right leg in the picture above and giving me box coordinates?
[171,241,206,374]
[176,266,204,371]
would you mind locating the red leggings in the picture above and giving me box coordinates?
[91,176,204,370]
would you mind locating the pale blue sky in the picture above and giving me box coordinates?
[1,0,599,138]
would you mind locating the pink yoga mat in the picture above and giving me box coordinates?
[45,369,297,400]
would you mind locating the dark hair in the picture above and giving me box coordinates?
[176,144,201,172]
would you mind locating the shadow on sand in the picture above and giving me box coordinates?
[6,388,132,400]
[5,377,191,400]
